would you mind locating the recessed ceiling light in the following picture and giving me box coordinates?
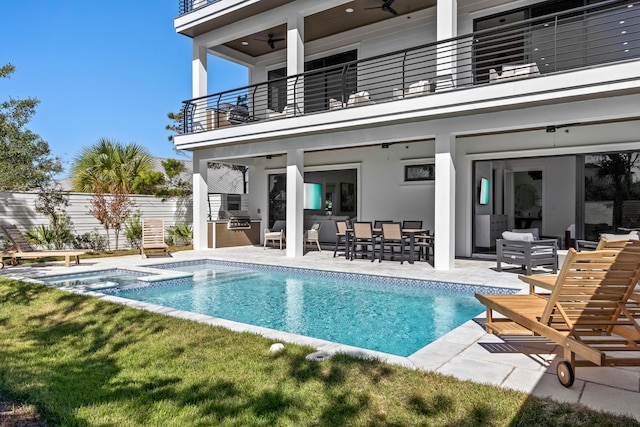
[241,41,249,45]
[345,7,354,13]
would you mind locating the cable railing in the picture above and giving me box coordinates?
[179,0,639,135]
[178,0,221,16]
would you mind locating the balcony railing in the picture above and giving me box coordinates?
[178,0,221,15]
[179,0,639,135]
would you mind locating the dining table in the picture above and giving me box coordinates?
[345,227,429,264]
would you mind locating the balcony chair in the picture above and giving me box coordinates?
[346,91,375,107]
[496,230,558,275]
[264,220,286,250]
[329,98,344,110]
[392,80,432,100]
[266,105,290,120]
[304,223,322,252]
[489,63,540,82]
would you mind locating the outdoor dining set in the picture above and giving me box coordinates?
[334,220,433,265]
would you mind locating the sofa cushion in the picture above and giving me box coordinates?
[502,231,535,242]
[512,228,540,239]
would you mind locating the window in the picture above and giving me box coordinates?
[267,50,358,113]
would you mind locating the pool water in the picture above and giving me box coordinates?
[109,262,496,357]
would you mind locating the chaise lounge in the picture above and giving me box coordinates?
[477,244,640,387]
[0,224,86,268]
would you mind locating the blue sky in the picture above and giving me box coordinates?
[1,1,248,176]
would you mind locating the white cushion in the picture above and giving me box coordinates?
[407,80,430,94]
[502,231,534,242]
[601,233,639,241]
[512,228,540,239]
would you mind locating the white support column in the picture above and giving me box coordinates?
[192,153,209,251]
[436,0,457,90]
[192,43,208,128]
[286,149,304,258]
[434,133,456,270]
[287,13,304,114]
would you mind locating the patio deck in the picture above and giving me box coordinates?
[2,246,639,420]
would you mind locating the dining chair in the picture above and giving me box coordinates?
[333,220,348,258]
[379,222,406,264]
[373,220,393,229]
[401,221,428,260]
[350,222,376,261]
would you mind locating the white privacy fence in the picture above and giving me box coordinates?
[0,191,192,250]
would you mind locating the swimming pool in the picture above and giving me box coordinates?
[98,260,514,357]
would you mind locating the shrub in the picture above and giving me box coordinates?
[25,224,73,250]
[72,229,107,251]
[167,223,192,246]
[124,211,142,249]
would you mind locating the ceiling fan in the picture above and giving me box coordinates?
[254,34,285,49]
[366,0,399,15]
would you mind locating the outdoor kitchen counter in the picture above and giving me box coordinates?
[207,220,262,249]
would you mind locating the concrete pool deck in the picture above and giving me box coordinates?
[2,246,640,420]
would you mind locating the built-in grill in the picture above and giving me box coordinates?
[219,210,252,230]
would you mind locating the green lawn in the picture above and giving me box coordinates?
[0,277,637,426]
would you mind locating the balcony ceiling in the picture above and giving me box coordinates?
[210,0,437,58]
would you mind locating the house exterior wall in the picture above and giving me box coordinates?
[174,0,640,268]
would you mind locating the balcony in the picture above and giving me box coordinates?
[178,1,640,137]
[178,0,221,16]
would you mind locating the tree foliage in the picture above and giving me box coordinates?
[89,188,134,251]
[152,158,192,201]
[34,182,75,249]
[165,111,183,142]
[0,63,62,190]
[71,138,154,194]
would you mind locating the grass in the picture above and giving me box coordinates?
[0,277,638,426]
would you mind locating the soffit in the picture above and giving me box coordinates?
[183,0,437,58]
[177,0,294,38]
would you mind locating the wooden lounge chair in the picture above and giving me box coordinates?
[141,219,169,258]
[0,224,85,268]
[476,245,640,387]
[520,238,636,295]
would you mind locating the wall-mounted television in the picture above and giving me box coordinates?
[479,178,490,205]
[303,183,322,210]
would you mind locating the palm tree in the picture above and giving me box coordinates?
[70,138,154,194]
